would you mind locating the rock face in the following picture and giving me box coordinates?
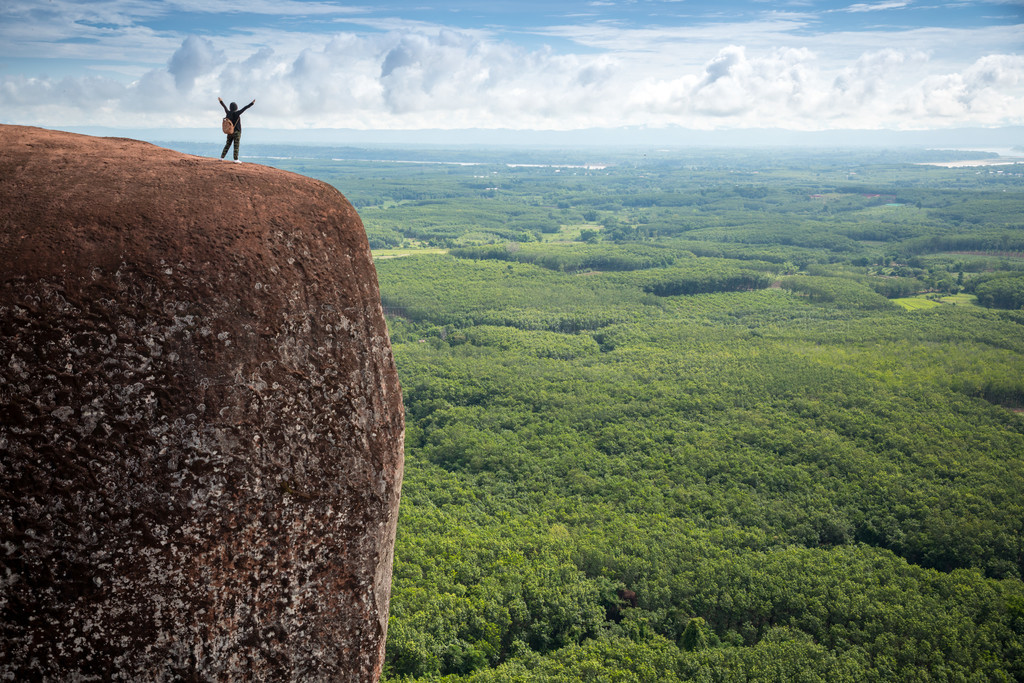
[0,125,404,681]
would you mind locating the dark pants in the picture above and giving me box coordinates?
[221,130,241,160]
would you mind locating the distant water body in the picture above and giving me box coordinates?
[919,148,1024,168]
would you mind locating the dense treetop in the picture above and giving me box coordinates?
[264,147,1024,681]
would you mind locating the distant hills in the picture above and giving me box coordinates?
[62,125,1024,152]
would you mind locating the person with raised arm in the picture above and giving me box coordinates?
[219,97,255,163]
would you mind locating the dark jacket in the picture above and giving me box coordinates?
[220,100,254,132]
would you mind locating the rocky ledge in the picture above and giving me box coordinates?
[0,125,404,681]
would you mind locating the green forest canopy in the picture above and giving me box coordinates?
[262,147,1024,681]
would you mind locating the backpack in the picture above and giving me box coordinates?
[222,116,235,135]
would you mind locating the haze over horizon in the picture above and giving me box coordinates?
[2,0,1022,137]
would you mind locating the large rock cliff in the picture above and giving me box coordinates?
[0,125,404,681]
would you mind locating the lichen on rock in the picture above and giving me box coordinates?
[0,125,404,681]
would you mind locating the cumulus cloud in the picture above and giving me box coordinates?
[682,46,820,123]
[897,54,1024,124]
[2,27,1023,131]
[691,46,752,116]
[964,54,1024,91]
[168,36,225,92]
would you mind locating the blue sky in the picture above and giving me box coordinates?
[1,0,1022,133]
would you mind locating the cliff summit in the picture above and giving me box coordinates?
[0,125,404,681]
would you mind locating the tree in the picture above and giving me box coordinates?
[680,618,710,651]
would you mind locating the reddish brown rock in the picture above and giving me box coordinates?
[0,125,404,681]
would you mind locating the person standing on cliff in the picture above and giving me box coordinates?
[219,97,255,163]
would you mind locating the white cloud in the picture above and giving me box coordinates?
[842,1,911,13]
[168,36,225,92]
[167,0,369,16]
[896,54,1024,124]
[2,17,1023,132]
